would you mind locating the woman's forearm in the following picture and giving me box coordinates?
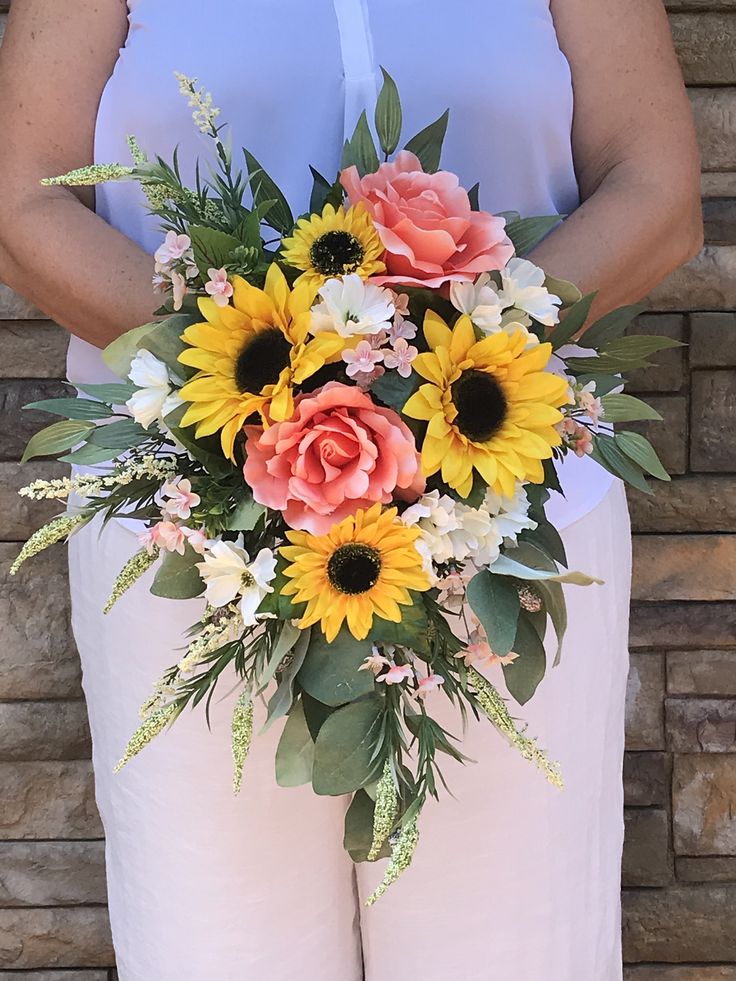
[0,186,159,349]
[528,162,703,322]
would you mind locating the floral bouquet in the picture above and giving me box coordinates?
[13,72,676,901]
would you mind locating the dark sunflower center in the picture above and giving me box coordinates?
[451,369,508,443]
[327,544,382,595]
[234,328,291,394]
[309,230,365,277]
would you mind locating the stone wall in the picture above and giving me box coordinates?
[0,1,735,976]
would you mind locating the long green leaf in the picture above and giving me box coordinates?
[188,225,241,277]
[600,394,663,423]
[615,431,670,481]
[502,614,547,705]
[243,150,294,235]
[467,570,520,658]
[375,68,402,156]
[76,382,137,403]
[24,398,114,421]
[490,553,602,586]
[536,580,568,668]
[275,700,315,788]
[312,696,383,796]
[21,420,95,463]
[88,419,149,449]
[506,215,559,256]
[592,434,653,494]
[59,443,119,465]
[581,303,647,348]
[547,292,596,349]
[345,110,380,177]
[404,109,449,173]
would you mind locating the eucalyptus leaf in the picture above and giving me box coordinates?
[262,628,311,732]
[536,579,568,667]
[600,394,663,423]
[149,544,204,600]
[298,628,375,707]
[467,570,520,658]
[490,553,603,586]
[344,789,391,863]
[615,431,670,481]
[244,150,294,235]
[21,420,95,463]
[312,696,383,796]
[24,398,114,421]
[375,68,402,156]
[275,699,315,788]
[226,497,266,532]
[506,215,559,256]
[502,613,547,705]
[141,315,195,376]
[370,598,430,653]
[404,109,449,173]
[370,369,419,412]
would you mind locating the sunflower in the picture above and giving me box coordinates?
[281,202,386,289]
[177,264,345,460]
[403,312,570,499]
[280,503,431,642]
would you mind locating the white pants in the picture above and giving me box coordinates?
[68,480,631,981]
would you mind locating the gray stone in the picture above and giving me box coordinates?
[668,650,736,696]
[627,395,688,475]
[0,763,102,840]
[691,90,736,172]
[690,313,736,367]
[630,602,736,650]
[0,702,91,762]
[627,476,736,534]
[691,370,736,471]
[623,809,672,886]
[0,545,81,700]
[632,535,736,602]
[624,752,669,807]
[703,198,736,247]
[623,885,736,962]
[0,842,106,907]
[702,172,736,199]
[626,969,736,981]
[0,379,70,462]
[673,755,736,855]
[0,974,109,981]
[667,699,736,753]
[0,462,71,542]
[626,314,685,393]
[671,13,736,85]
[0,321,68,379]
[677,856,736,882]
[648,246,736,311]
[0,908,114,968]
[626,654,666,750]
[0,285,42,321]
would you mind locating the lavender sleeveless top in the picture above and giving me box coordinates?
[69,0,614,528]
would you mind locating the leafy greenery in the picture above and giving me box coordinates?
[312,696,384,795]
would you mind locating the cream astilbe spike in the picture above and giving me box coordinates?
[231,691,254,795]
[41,163,134,187]
[368,759,400,861]
[104,547,160,614]
[365,815,420,906]
[469,667,564,789]
[10,513,88,575]
[126,134,148,166]
[174,72,221,135]
[114,703,179,773]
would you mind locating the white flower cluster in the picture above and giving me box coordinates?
[450,258,562,344]
[196,538,278,627]
[401,484,536,575]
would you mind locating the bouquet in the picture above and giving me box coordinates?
[13,72,676,902]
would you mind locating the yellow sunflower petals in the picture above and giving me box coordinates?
[450,315,476,364]
[403,385,442,422]
[423,310,453,351]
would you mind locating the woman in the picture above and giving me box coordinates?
[0,2,701,979]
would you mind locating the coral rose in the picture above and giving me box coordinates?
[243,382,425,534]
[340,150,514,288]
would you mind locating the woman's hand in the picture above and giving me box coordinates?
[0,0,159,349]
[537,0,703,318]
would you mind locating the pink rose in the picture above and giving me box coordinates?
[243,382,425,534]
[340,150,514,288]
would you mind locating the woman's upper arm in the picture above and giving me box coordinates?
[551,0,701,201]
[0,0,129,210]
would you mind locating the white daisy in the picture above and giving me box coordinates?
[498,258,562,327]
[197,540,277,626]
[450,273,503,332]
[310,274,395,338]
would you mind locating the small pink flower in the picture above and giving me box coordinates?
[378,664,414,686]
[577,389,604,428]
[182,527,209,555]
[574,428,594,457]
[154,231,192,267]
[416,674,445,698]
[171,271,188,311]
[355,365,386,390]
[391,292,411,317]
[388,313,418,343]
[162,477,201,520]
[152,273,168,293]
[360,652,392,675]
[204,267,234,308]
[383,337,418,378]
[145,520,187,556]
[138,526,160,555]
[342,340,384,379]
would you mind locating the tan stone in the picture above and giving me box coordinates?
[0,842,106,906]
[0,462,70,541]
[691,90,736,172]
[0,907,113,968]
[677,856,736,882]
[668,650,736,696]
[630,601,736,650]
[0,702,91,762]
[626,969,736,981]
[632,535,736,602]
[647,246,736,311]
[624,752,669,807]
[667,699,736,753]
[673,754,736,855]
[0,763,102,840]
[623,809,672,886]
[691,370,736,471]
[627,395,687,475]
[0,379,69,462]
[0,285,42,321]
[626,654,666,750]
[702,172,736,199]
[0,974,109,981]
[671,13,736,84]
[0,321,67,379]
[0,545,81,701]
[628,477,736,534]
[623,885,736,962]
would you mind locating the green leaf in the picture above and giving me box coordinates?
[21,420,95,463]
[302,692,335,741]
[547,292,596,349]
[164,403,235,479]
[592,434,653,495]
[244,150,294,235]
[603,334,683,361]
[262,629,311,731]
[536,580,568,668]
[573,373,624,397]
[370,368,419,412]
[188,225,241,278]
[59,443,119,465]
[615,431,671,482]
[502,613,547,705]
[404,109,449,173]
[298,628,375,707]
[544,275,582,308]
[141,315,194,375]
[76,382,137,404]
[256,620,302,694]
[600,394,663,423]
[149,544,204,599]
[581,303,647,349]
[345,110,380,177]
[505,215,559,256]
[275,700,315,788]
[24,397,114,421]
[226,496,265,532]
[375,68,402,156]
[344,789,391,863]
[467,570,520,658]
[523,519,567,566]
[308,167,341,215]
[88,418,149,449]
[312,696,383,796]
[490,552,603,586]
[468,182,480,212]
[370,597,430,653]
[102,321,159,378]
